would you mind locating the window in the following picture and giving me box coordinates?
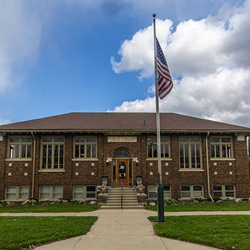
[39,185,63,200]
[213,184,235,198]
[86,185,97,199]
[148,185,157,199]
[210,137,233,158]
[73,185,97,200]
[5,186,29,200]
[8,136,32,159]
[179,137,202,169]
[147,137,170,158]
[74,137,97,159]
[163,185,171,199]
[73,185,84,200]
[113,148,132,158]
[41,137,64,169]
[181,185,203,199]
[148,185,171,199]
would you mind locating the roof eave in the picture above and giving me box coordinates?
[1,129,250,135]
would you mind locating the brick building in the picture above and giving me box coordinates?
[0,112,249,202]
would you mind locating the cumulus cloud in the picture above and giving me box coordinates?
[0,1,42,94]
[111,19,173,80]
[111,0,250,127]
[222,0,250,68]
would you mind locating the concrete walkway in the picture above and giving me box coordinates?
[3,210,250,249]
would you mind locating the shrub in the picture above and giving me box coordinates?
[194,196,207,202]
[224,197,235,203]
[0,200,15,206]
[165,199,178,205]
[213,197,222,202]
[147,200,157,206]
[57,198,71,204]
[0,200,9,206]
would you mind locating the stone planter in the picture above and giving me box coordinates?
[98,193,108,205]
[136,193,147,204]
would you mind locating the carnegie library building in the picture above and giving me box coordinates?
[0,112,250,203]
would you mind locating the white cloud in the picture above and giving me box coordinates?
[0,1,41,94]
[167,18,227,76]
[112,97,156,112]
[222,0,250,68]
[111,0,250,127]
[111,19,173,80]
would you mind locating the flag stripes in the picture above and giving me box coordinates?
[156,38,173,99]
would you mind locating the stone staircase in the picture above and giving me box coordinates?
[101,187,144,209]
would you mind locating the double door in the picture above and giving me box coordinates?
[116,159,129,187]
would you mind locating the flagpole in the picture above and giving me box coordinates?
[153,13,164,223]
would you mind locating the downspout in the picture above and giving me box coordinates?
[206,132,214,202]
[31,132,36,198]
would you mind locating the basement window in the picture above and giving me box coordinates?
[180,185,203,199]
[5,186,29,201]
[148,185,171,200]
[213,184,235,198]
[39,185,63,200]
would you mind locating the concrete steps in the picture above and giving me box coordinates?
[101,187,144,209]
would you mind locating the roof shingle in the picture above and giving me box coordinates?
[0,112,249,133]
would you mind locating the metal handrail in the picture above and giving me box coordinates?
[120,182,123,209]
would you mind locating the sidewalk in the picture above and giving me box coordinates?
[1,209,232,250]
[3,210,250,249]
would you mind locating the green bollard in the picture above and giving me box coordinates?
[157,184,164,222]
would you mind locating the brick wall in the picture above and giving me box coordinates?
[1,132,250,200]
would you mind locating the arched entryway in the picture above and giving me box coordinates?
[112,147,133,187]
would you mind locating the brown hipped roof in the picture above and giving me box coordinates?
[0,112,249,133]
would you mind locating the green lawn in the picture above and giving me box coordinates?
[0,216,97,250]
[0,204,100,213]
[145,202,250,212]
[149,215,250,250]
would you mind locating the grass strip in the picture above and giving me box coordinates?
[145,202,250,212]
[0,216,97,250]
[149,215,250,250]
[0,204,99,213]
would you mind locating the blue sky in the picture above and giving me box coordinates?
[0,0,249,127]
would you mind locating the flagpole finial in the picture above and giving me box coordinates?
[153,13,156,18]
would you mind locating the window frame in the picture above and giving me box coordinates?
[86,185,97,199]
[73,185,85,200]
[180,185,203,199]
[41,136,65,170]
[210,136,233,159]
[179,137,202,169]
[147,185,171,200]
[39,185,63,201]
[73,136,97,159]
[213,184,235,198]
[8,136,32,159]
[5,186,30,201]
[147,136,170,159]
[73,185,97,200]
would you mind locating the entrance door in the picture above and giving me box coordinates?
[116,159,129,187]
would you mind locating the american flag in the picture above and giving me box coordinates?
[156,38,173,100]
